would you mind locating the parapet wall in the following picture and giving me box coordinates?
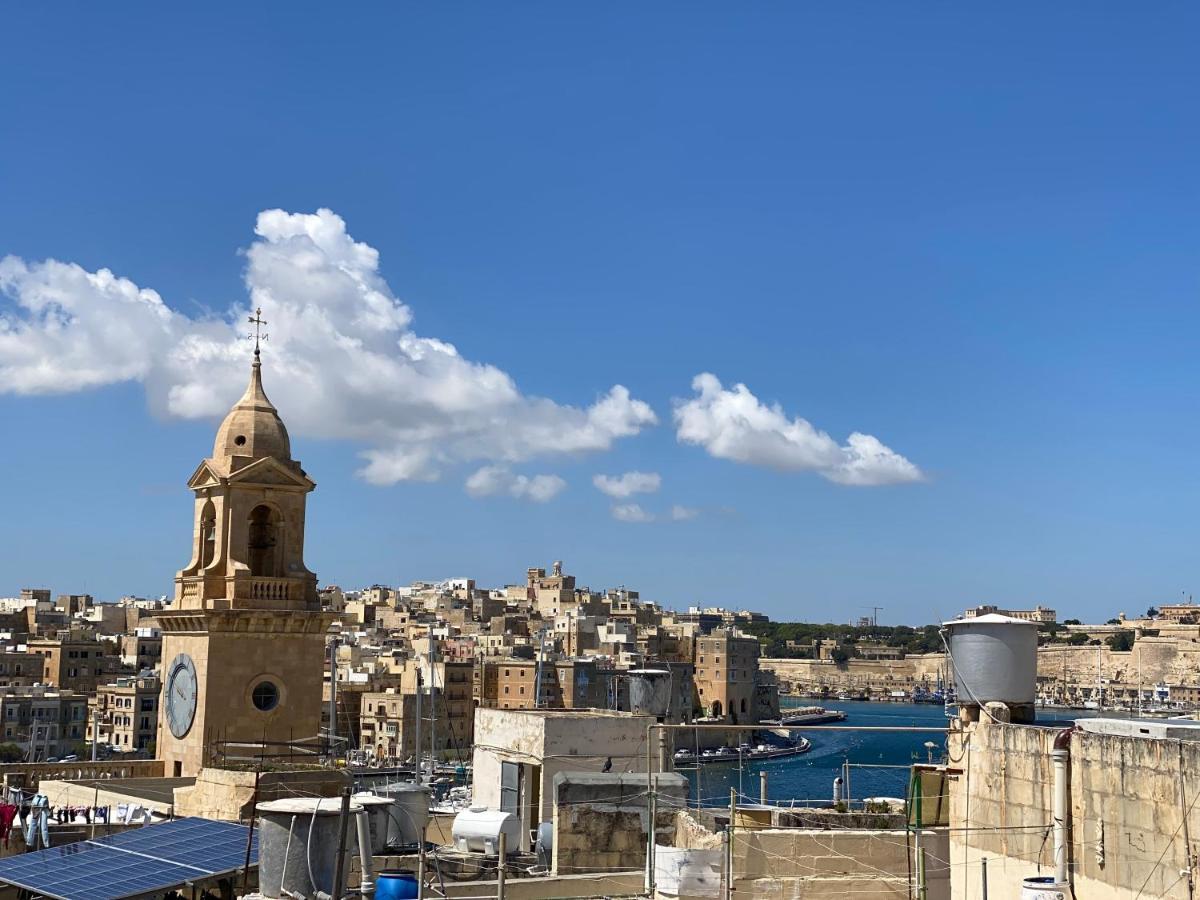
[949,719,1200,899]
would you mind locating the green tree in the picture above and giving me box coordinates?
[1063,619,1081,626]
[1146,607,1159,618]
[1105,618,1120,625]
[0,743,21,763]
[830,646,850,665]
[1067,633,1091,646]
[1106,631,1135,652]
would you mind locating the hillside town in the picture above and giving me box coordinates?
[7,583,1200,772]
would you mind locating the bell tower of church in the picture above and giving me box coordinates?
[158,312,334,777]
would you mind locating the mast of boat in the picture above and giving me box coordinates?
[429,642,437,778]
[1096,642,1103,710]
[413,657,423,779]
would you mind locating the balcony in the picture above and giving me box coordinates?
[249,578,293,603]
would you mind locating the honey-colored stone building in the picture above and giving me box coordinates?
[157,350,335,777]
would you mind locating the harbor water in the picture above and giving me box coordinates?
[679,698,1098,806]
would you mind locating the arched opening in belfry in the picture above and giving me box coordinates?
[199,501,217,568]
[247,504,282,577]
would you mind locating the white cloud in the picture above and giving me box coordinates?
[465,466,566,503]
[0,209,658,484]
[592,471,661,499]
[674,373,923,486]
[669,504,699,521]
[611,503,654,523]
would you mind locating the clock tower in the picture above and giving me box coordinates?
[158,321,335,777]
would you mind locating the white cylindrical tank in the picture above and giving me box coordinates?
[943,614,1038,707]
[628,668,672,718]
[1021,875,1069,899]
[256,797,363,900]
[451,807,521,856]
[375,781,430,848]
[351,792,396,855]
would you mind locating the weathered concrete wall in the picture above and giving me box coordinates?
[949,719,1200,899]
[551,772,687,876]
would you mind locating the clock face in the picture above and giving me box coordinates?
[165,653,198,739]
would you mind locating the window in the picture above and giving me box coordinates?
[252,681,280,712]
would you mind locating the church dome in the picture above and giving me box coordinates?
[213,358,292,464]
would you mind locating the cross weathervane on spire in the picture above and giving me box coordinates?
[247,307,269,359]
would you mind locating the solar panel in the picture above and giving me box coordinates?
[0,817,258,900]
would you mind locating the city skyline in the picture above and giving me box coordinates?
[5,5,1200,621]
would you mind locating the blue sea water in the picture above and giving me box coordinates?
[678,699,1086,807]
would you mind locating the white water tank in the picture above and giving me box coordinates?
[351,792,396,854]
[943,614,1038,708]
[628,669,672,718]
[452,807,521,856]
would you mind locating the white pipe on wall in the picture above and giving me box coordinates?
[1051,728,1074,886]
[356,808,376,897]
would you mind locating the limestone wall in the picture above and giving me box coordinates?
[949,719,1200,899]
[551,772,688,876]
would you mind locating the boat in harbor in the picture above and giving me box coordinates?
[675,738,812,765]
[763,706,847,726]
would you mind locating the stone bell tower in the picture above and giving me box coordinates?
[158,311,334,777]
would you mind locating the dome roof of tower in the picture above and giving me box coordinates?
[212,357,292,464]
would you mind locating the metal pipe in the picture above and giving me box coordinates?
[760,770,768,805]
[646,774,658,894]
[1179,743,1195,900]
[416,819,427,899]
[981,856,988,900]
[328,638,338,759]
[497,830,507,899]
[355,808,375,897]
[726,788,736,900]
[331,787,352,900]
[1051,727,1073,886]
[414,665,423,775]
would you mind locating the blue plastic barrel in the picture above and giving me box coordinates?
[376,869,420,900]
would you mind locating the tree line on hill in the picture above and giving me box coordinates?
[744,621,944,660]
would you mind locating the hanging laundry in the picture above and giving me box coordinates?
[0,803,18,848]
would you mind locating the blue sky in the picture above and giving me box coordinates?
[2,4,1199,623]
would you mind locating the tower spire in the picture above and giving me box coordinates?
[247,306,269,361]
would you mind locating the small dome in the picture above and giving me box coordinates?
[213,359,292,464]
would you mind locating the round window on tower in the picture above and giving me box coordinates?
[251,680,279,712]
[234,435,247,446]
